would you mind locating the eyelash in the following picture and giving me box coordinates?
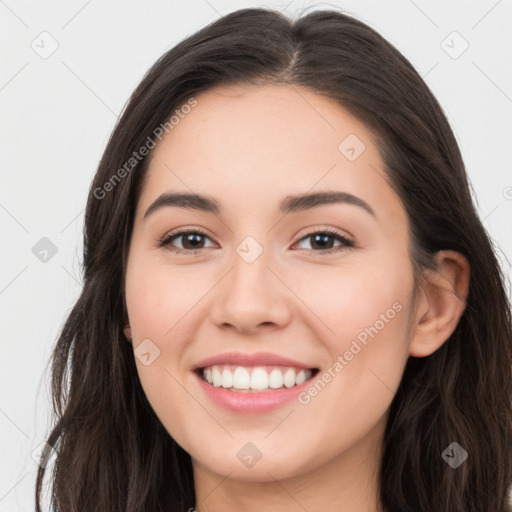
[157,227,355,256]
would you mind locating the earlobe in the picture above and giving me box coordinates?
[124,325,132,342]
[409,250,470,357]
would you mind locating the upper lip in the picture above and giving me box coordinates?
[192,351,318,370]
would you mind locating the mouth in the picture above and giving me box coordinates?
[194,364,321,393]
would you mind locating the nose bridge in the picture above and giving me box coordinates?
[231,237,271,296]
[210,235,291,332]
[229,237,276,308]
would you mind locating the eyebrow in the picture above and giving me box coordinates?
[143,190,376,219]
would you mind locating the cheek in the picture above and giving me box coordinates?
[296,258,409,343]
[125,250,205,340]
[124,252,210,406]
[295,280,411,458]
[295,257,412,400]
[125,255,199,434]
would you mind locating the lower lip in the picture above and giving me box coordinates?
[193,370,317,414]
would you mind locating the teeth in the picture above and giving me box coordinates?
[233,367,251,389]
[201,364,314,391]
[283,368,296,388]
[295,369,308,385]
[221,368,233,388]
[268,368,283,389]
[250,368,268,390]
[212,366,222,387]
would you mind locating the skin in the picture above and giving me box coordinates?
[124,83,470,512]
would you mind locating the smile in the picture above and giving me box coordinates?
[198,364,319,392]
[193,365,320,414]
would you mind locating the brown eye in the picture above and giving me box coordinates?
[293,229,355,255]
[157,228,355,256]
[159,229,215,254]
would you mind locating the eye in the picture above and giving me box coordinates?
[292,228,355,255]
[158,227,355,256]
[158,228,216,254]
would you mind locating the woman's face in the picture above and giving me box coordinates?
[124,83,417,483]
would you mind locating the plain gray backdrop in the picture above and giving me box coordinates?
[1,0,511,509]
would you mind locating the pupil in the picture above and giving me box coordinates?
[184,234,203,249]
[312,234,331,249]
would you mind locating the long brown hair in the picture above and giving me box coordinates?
[35,7,512,511]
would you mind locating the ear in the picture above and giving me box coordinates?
[123,325,132,341]
[409,250,470,357]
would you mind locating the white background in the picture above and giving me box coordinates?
[1,0,511,509]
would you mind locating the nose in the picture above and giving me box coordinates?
[209,249,292,335]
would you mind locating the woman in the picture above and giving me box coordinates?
[35,6,512,512]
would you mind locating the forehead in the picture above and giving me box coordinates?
[137,84,406,228]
